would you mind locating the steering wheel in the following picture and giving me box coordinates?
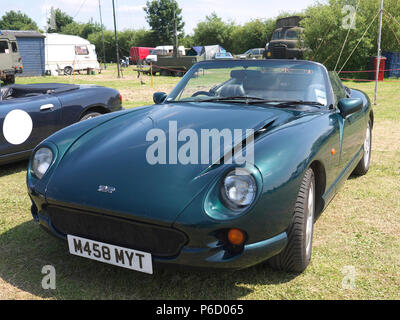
[191,91,215,97]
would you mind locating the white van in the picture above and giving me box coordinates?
[44,33,101,76]
[145,45,185,64]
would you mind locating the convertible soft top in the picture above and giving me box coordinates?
[1,83,80,100]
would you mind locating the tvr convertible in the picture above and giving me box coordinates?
[0,83,123,165]
[27,60,373,274]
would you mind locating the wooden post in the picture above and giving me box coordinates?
[151,62,154,88]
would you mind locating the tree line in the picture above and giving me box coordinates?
[1,0,400,71]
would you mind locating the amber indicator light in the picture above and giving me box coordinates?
[227,229,245,246]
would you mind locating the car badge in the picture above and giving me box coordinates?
[98,185,116,194]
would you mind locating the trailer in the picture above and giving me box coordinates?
[152,56,202,76]
[44,33,100,76]
[152,45,226,76]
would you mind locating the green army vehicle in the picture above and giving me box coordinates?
[264,16,308,60]
[152,55,202,77]
[0,31,23,85]
[150,45,226,77]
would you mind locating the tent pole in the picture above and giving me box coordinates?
[112,0,120,78]
[98,0,106,69]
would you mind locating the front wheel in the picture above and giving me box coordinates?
[352,121,372,176]
[268,168,316,273]
[4,75,15,85]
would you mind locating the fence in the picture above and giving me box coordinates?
[338,68,400,82]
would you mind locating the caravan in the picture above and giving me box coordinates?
[45,33,100,76]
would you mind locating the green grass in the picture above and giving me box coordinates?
[0,71,399,299]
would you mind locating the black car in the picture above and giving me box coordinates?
[0,83,123,165]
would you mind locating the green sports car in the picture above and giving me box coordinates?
[27,60,373,274]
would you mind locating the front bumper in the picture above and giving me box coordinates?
[266,48,303,60]
[29,191,288,270]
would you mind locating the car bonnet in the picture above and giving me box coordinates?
[44,102,295,226]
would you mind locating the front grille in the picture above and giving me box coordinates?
[272,46,287,59]
[47,206,188,258]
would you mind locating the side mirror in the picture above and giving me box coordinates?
[153,92,167,104]
[338,98,363,118]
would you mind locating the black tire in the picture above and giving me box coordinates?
[4,75,15,85]
[160,69,169,77]
[352,120,372,176]
[64,66,73,76]
[268,168,316,273]
[80,112,102,121]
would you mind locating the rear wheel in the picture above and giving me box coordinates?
[352,121,372,176]
[64,66,73,76]
[268,168,315,273]
[80,112,102,121]
[160,69,169,76]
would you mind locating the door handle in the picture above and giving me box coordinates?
[40,104,54,111]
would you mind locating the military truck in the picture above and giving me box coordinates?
[264,16,307,60]
[151,45,226,77]
[0,31,23,85]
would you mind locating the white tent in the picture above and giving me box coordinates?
[44,33,100,76]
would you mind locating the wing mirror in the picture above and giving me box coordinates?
[338,98,363,118]
[153,92,167,104]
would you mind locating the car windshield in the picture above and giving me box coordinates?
[166,60,329,107]
[271,31,283,40]
[286,30,299,40]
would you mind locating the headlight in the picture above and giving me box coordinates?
[221,169,257,211]
[31,148,53,179]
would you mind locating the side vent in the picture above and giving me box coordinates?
[200,119,277,175]
[253,119,276,140]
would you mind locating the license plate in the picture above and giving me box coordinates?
[67,235,153,274]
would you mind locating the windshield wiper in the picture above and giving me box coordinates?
[274,100,325,108]
[201,96,271,103]
[204,97,325,108]
[165,97,252,104]
[170,97,325,108]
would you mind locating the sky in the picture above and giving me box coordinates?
[0,0,319,34]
